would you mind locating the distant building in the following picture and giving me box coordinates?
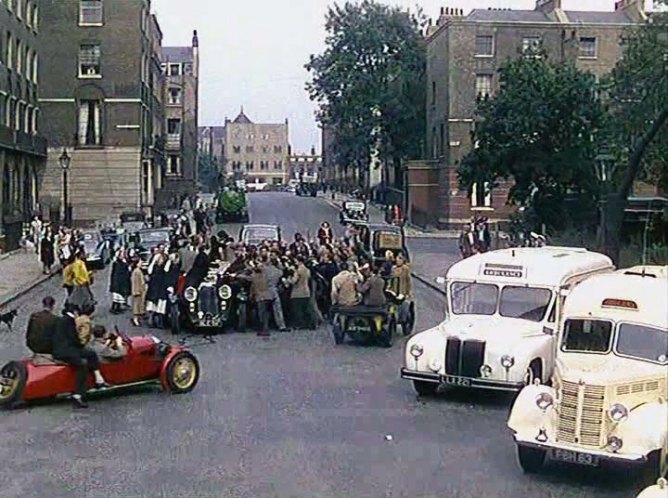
[198,125,225,164]
[39,0,166,225]
[0,0,47,250]
[407,0,645,228]
[221,109,290,185]
[158,32,200,208]
[288,147,322,183]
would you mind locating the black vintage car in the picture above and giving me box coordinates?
[170,262,249,335]
[296,183,318,197]
[129,228,172,270]
[339,201,368,225]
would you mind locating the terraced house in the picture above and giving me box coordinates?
[407,0,646,229]
[38,0,166,225]
[0,0,46,250]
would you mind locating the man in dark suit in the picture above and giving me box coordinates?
[52,303,110,408]
[26,296,58,354]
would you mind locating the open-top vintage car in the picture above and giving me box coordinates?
[339,201,368,225]
[331,288,406,348]
[401,247,614,397]
[508,267,668,482]
[170,261,249,335]
[353,223,410,266]
[0,334,200,408]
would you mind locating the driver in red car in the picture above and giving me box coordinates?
[52,303,111,409]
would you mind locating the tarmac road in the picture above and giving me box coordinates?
[0,192,641,498]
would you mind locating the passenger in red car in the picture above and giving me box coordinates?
[52,304,111,409]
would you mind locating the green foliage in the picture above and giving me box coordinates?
[306,0,426,182]
[218,190,246,214]
[459,54,605,230]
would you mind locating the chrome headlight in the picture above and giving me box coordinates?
[501,355,515,369]
[184,287,198,302]
[219,285,232,300]
[608,403,629,423]
[607,435,623,452]
[429,358,442,372]
[409,344,424,358]
[535,392,554,411]
[480,365,493,378]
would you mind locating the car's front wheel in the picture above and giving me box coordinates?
[516,444,546,474]
[413,380,438,397]
[164,352,200,394]
[0,362,27,408]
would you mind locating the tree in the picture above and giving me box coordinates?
[306,0,426,188]
[459,53,606,231]
[198,154,219,193]
[603,9,668,263]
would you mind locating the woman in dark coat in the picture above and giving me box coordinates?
[109,249,131,314]
[40,227,55,274]
[185,246,209,289]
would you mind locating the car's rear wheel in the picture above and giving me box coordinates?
[0,362,27,407]
[413,380,438,397]
[165,352,200,394]
[516,444,546,474]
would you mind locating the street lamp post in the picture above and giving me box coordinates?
[595,146,613,248]
[59,148,71,226]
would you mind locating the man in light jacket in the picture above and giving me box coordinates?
[288,256,314,330]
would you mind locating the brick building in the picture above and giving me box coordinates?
[157,32,199,208]
[39,0,166,225]
[0,0,47,250]
[220,109,290,186]
[409,0,645,229]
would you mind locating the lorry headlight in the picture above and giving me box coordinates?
[480,365,492,378]
[219,285,232,300]
[429,358,441,372]
[608,403,629,423]
[607,435,623,452]
[184,287,198,302]
[410,344,424,358]
[535,392,554,411]
[501,355,515,369]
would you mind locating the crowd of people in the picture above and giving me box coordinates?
[458,217,492,258]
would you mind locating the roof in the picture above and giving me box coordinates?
[467,9,551,22]
[161,46,193,63]
[446,247,614,287]
[563,272,668,328]
[564,10,635,24]
[233,108,253,124]
[460,7,640,25]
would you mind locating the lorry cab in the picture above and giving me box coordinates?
[401,247,614,396]
[508,266,668,479]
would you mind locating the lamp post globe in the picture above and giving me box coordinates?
[59,149,71,170]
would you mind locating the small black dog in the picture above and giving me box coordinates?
[0,309,18,331]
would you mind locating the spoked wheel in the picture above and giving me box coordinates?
[165,352,200,394]
[0,362,27,408]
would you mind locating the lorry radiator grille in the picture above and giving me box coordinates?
[557,381,605,447]
[444,338,485,378]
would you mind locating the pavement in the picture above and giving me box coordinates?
[0,192,639,498]
[0,248,60,308]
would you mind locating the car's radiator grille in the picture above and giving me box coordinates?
[557,381,606,447]
[198,286,218,316]
[444,337,485,378]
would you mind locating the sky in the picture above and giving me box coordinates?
[153,0,649,153]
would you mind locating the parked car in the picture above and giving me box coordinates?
[339,201,368,224]
[401,247,614,397]
[508,266,668,482]
[130,228,172,270]
[120,211,148,233]
[79,230,111,269]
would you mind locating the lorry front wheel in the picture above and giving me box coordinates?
[516,444,546,474]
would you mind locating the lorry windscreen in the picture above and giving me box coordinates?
[616,323,668,364]
[499,287,552,322]
[561,319,613,354]
[451,282,498,316]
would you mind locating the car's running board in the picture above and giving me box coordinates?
[54,379,160,399]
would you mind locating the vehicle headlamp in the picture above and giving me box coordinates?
[150,335,161,344]
[608,403,629,423]
[409,344,424,358]
[429,358,442,372]
[219,285,232,300]
[184,287,198,302]
[535,392,554,411]
[480,365,493,378]
[501,355,515,369]
[607,435,623,452]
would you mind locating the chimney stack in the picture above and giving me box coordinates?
[535,0,562,14]
[614,0,647,21]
